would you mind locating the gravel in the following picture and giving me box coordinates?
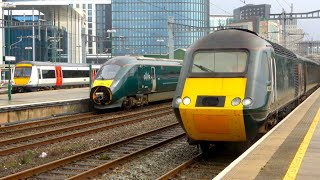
[97,139,199,180]
[0,103,177,178]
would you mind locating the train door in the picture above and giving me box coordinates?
[269,53,277,109]
[35,67,40,86]
[301,63,306,95]
[55,66,63,86]
[138,65,152,93]
[151,67,156,92]
[297,63,305,96]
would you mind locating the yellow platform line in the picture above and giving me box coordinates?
[283,108,320,180]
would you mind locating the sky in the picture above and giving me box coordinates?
[209,0,320,41]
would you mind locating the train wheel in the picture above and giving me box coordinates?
[122,97,134,110]
[200,143,210,156]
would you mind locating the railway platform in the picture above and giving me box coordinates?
[0,88,91,124]
[215,88,320,180]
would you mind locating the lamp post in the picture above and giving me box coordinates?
[2,2,16,101]
[107,29,116,58]
[156,39,164,56]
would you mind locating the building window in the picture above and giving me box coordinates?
[88,10,92,16]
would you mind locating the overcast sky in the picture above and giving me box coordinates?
[210,0,320,41]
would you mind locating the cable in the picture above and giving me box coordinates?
[281,0,291,8]
[209,1,232,15]
[136,0,192,21]
[239,0,246,5]
[274,0,286,12]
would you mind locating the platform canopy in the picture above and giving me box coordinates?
[0,0,86,64]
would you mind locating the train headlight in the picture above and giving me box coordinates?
[182,97,191,106]
[231,97,241,106]
[242,98,253,106]
[175,97,182,105]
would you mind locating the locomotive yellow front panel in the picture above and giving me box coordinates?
[179,78,247,142]
[13,64,33,86]
[92,80,113,88]
[13,77,30,86]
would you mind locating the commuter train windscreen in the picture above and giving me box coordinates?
[192,51,248,73]
[95,64,121,80]
[14,67,32,77]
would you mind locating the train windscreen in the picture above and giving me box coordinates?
[95,64,121,80]
[14,67,32,77]
[192,51,247,73]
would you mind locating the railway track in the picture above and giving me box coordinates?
[0,105,172,156]
[1,124,184,180]
[157,148,237,180]
[0,103,171,137]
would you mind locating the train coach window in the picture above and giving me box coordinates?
[42,70,55,79]
[192,51,247,73]
[95,64,121,80]
[14,67,32,77]
[62,70,89,78]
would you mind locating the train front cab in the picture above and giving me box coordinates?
[173,49,274,147]
[174,50,248,144]
[12,63,35,92]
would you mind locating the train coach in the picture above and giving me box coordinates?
[172,28,320,152]
[90,56,182,110]
[12,61,100,93]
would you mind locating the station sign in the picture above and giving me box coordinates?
[4,56,16,62]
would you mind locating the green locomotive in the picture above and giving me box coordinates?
[90,56,182,109]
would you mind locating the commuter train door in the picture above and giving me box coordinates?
[55,66,62,86]
[151,67,156,92]
[138,65,152,93]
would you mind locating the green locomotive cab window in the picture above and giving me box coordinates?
[95,64,121,80]
[14,67,32,77]
[192,51,248,73]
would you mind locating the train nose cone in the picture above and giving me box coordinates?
[90,86,112,105]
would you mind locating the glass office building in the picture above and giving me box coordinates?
[5,13,68,63]
[73,3,111,55]
[112,0,210,56]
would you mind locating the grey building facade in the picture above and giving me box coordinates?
[233,4,271,21]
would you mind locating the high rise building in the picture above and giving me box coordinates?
[279,19,304,53]
[233,4,271,21]
[70,0,111,57]
[112,0,210,56]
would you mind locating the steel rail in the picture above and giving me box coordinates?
[0,106,171,144]
[0,112,94,133]
[0,123,181,180]
[0,105,170,135]
[0,110,171,156]
[156,153,202,180]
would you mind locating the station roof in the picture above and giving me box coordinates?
[2,1,85,25]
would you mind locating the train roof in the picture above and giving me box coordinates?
[104,56,182,67]
[188,28,270,51]
[16,61,100,67]
[296,55,320,65]
[188,28,315,61]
